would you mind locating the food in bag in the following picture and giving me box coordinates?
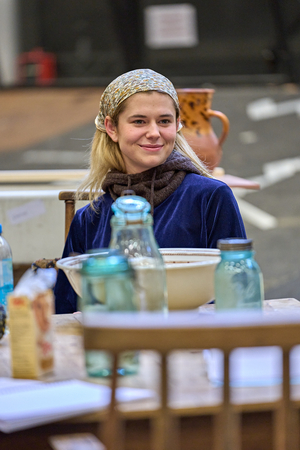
[8,268,57,378]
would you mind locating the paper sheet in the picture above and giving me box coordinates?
[0,378,155,433]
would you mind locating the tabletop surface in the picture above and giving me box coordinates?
[215,173,260,190]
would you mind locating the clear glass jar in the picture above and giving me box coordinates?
[80,249,139,377]
[109,195,168,313]
[214,238,264,311]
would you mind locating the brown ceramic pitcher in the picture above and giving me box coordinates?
[177,89,230,171]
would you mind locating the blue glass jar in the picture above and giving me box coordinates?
[109,195,168,313]
[80,249,137,313]
[80,249,139,377]
[0,224,14,315]
[214,238,264,311]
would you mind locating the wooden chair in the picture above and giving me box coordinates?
[32,191,88,271]
[59,191,90,241]
[83,309,300,450]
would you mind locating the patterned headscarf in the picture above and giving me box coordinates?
[95,68,182,132]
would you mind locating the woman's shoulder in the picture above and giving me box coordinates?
[74,193,113,221]
[182,172,231,194]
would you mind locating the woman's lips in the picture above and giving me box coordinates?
[140,144,163,152]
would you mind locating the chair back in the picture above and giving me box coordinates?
[83,309,300,450]
[59,191,89,241]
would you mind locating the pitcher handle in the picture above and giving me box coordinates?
[208,110,230,146]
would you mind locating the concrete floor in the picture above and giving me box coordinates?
[0,83,299,301]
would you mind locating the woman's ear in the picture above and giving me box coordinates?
[104,116,118,142]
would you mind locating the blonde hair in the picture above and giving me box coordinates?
[77,93,213,203]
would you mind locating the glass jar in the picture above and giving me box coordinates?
[80,249,137,313]
[109,195,168,313]
[214,238,264,311]
[80,249,139,377]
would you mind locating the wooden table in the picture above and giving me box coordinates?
[0,299,299,450]
[215,173,260,190]
[212,167,260,190]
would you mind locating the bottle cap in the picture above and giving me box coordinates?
[111,195,151,224]
[217,238,253,251]
[81,249,133,277]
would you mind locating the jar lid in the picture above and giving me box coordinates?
[217,238,253,251]
[81,249,132,276]
[111,195,151,223]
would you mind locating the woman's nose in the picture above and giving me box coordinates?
[146,121,160,138]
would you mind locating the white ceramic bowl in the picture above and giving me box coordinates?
[56,248,220,310]
[159,248,220,309]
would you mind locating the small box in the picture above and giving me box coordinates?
[8,289,54,379]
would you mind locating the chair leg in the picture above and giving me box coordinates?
[151,414,180,450]
[151,353,180,450]
[213,350,241,450]
[274,349,299,450]
[101,353,123,450]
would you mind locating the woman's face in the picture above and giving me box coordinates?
[105,91,179,174]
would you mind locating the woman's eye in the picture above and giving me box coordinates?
[133,119,144,124]
[160,119,171,124]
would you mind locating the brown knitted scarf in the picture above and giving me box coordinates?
[102,151,201,213]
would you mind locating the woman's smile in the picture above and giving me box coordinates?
[139,144,164,152]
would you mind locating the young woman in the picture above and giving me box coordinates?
[54,68,246,313]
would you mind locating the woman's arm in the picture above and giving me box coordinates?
[206,183,246,248]
[54,212,86,314]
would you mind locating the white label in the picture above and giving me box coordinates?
[144,3,199,49]
[6,199,46,225]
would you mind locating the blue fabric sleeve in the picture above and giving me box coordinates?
[205,183,246,247]
[54,213,85,314]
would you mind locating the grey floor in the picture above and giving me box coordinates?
[0,83,299,301]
